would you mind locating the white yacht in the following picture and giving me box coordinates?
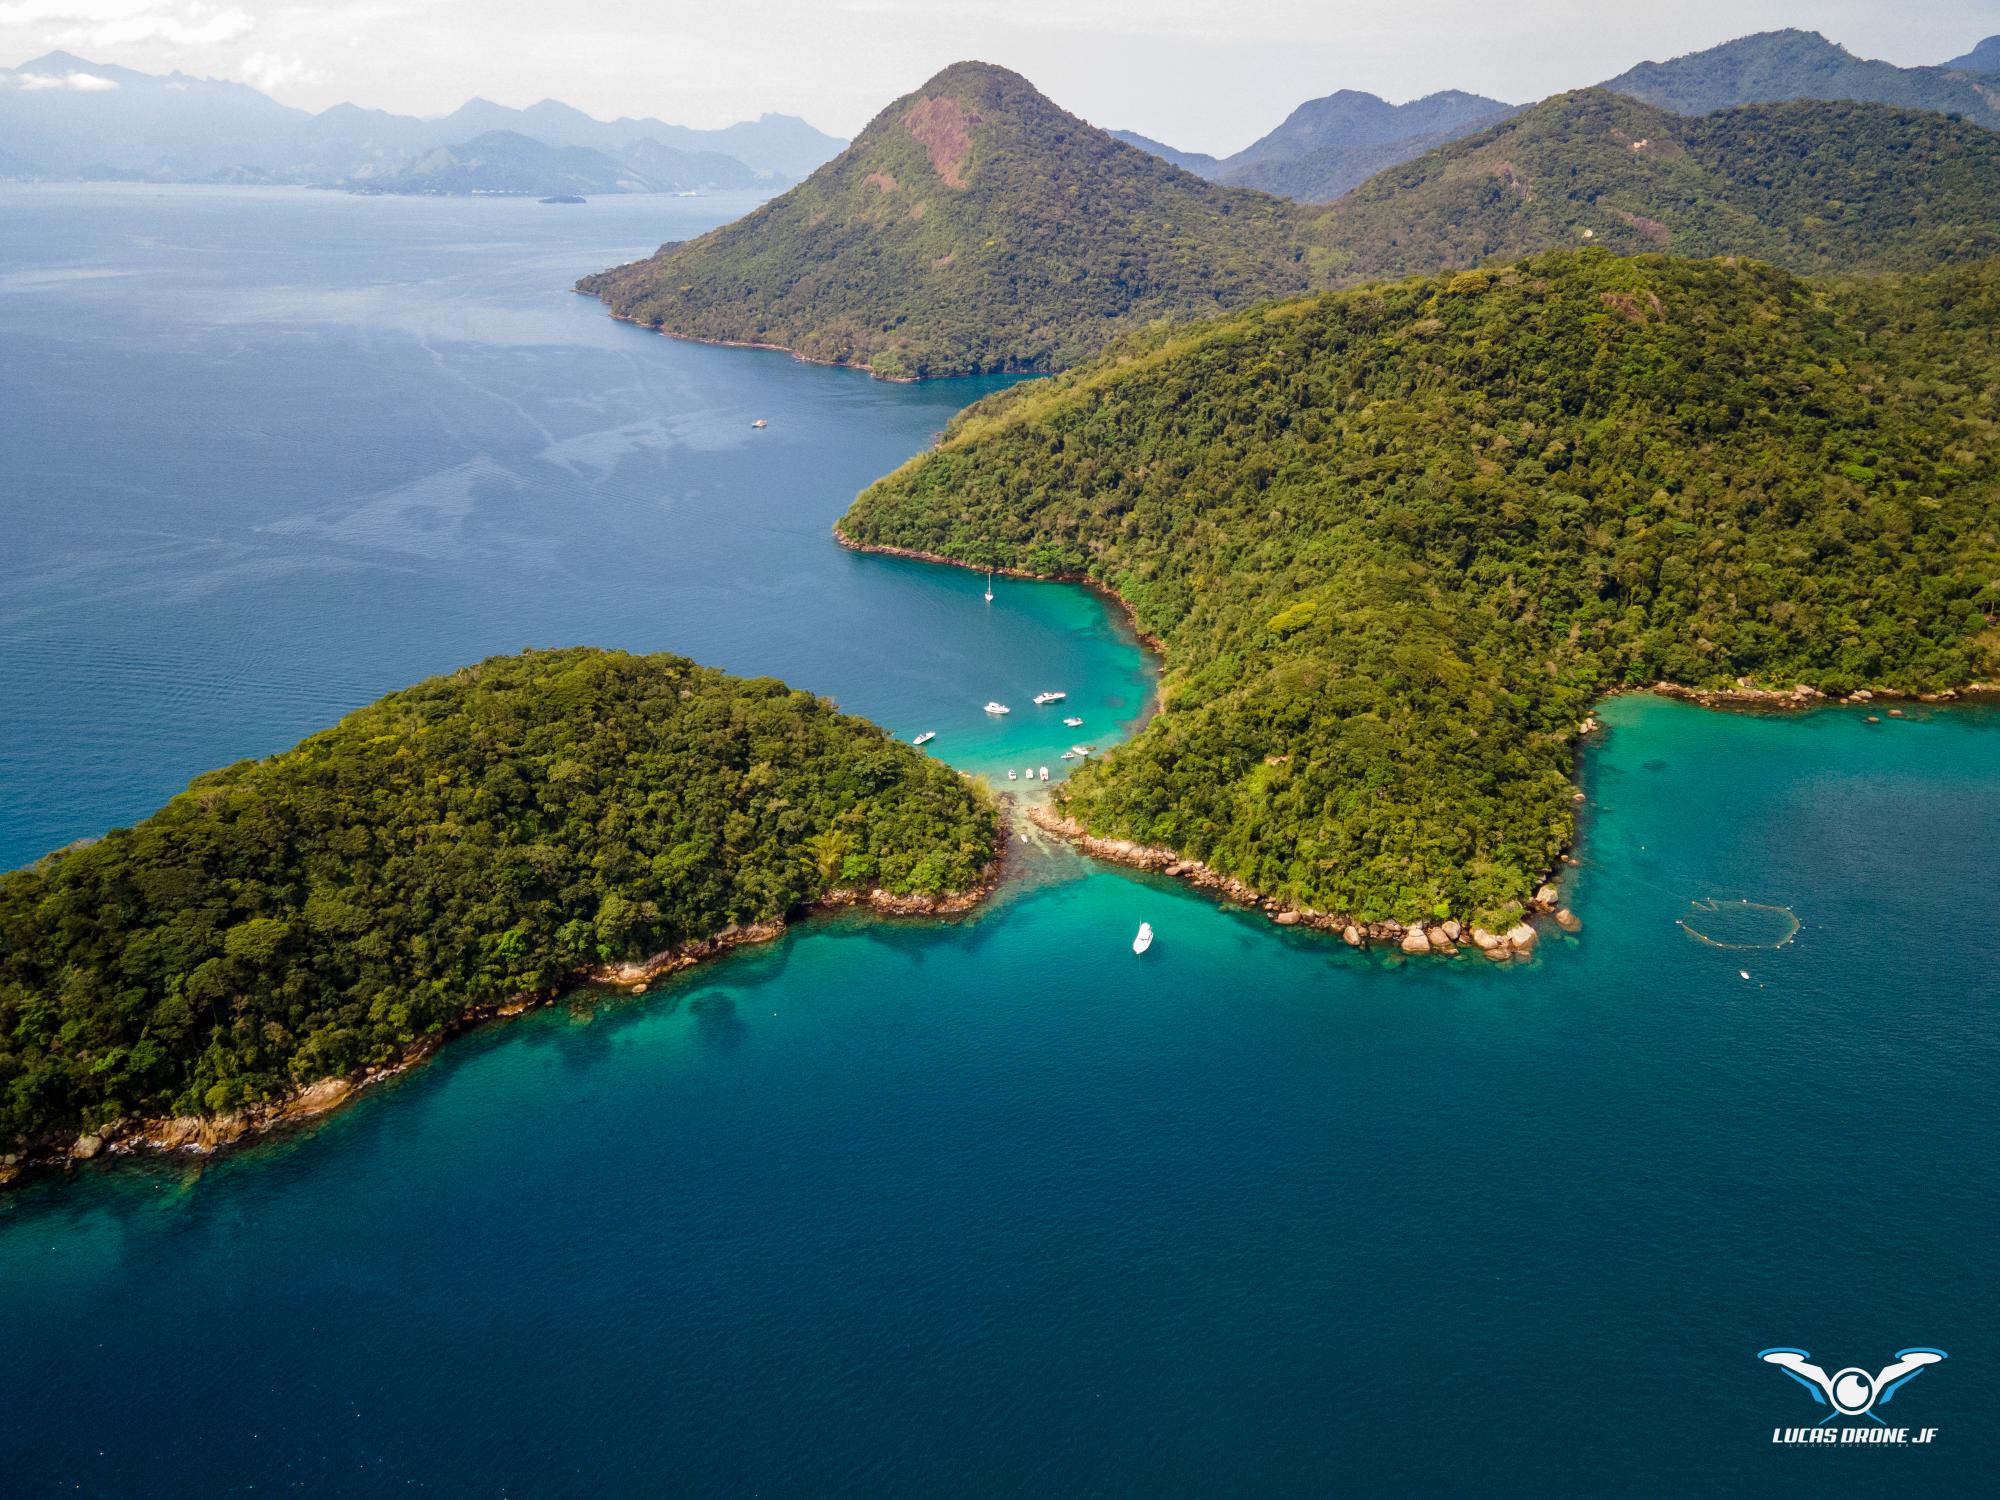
[1071,745,1092,756]
[913,731,935,746]
[1133,922,1154,955]
[1063,717,1083,727]
[1038,766,1049,781]
[1007,769,1017,781]
[1033,691,1067,705]
[984,701,1010,715]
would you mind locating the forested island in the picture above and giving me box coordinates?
[840,252,2000,934]
[0,649,997,1178]
[578,61,2000,379]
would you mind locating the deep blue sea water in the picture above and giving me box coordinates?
[1,187,1995,1497]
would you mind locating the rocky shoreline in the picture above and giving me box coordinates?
[1025,805,1570,960]
[1,859,1006,1191]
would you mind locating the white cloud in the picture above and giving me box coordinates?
[237,50,314,92]
[12,69,120,89]
[44,4,255,49]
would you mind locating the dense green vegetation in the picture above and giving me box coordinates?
[0,649,995,1151]
[581,58,2000,379]
[843,252,2000,924]
[1309,91,2000,281]
[1600,28,2000,125]
[579,61,1314,380]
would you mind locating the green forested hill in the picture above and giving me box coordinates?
[842,253,2000,924]
[0,649,995,1152]
[1307,91,2000,281]
[578,61,1313,379]
[580,59,2000,379]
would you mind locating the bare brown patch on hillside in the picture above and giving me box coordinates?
[931,252,955,268]
[1490,161,1530,199]
[865,170,898,194]
[1612,209,1671,245]
[909,201,928,221]
[1600,289,1665,323]
[901,95,980,189]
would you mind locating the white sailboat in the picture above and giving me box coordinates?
[1133,922,1154,955]
[984,570,994,602]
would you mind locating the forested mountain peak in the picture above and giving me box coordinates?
[576,59,1314,378]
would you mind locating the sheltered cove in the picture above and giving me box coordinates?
[836,525,1993,958]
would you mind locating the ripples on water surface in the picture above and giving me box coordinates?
[1,187,1995,1496]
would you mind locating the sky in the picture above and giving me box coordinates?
[2,0,1997,153]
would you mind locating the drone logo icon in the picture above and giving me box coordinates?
[1759,1347,1947,1425]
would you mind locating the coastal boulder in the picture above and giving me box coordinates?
[1533,884,1560,910]
[1342,925,1362,947]
[1555,908,1581,933]
[291,1078,356,1118]
[71,1134,103,1160]
[1505,922,1538,954]
[1470,927,1505,951]
[1400,928,1432,955]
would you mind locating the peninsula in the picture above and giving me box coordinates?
[840,251,2000,935]
[0,648,998,1182]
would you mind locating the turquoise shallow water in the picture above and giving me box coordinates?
[2,187,1996,1496]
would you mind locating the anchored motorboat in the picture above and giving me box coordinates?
[984,701,1010,715]
[1133,922,1154,955]
[913,731,935,746]
[1007,769,1018,781]
[1032,691,1067,706]
[1063,717,1083,727]
[1038,766,1049,781]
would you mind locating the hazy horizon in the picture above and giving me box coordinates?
[1,1,1996,157]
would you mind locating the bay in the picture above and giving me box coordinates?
[0,186,1994,1497]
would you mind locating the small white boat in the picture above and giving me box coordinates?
[984,569,994,603]
[1023,768,1034,779]
[1060,750,1076,760]
[1033,691,1067,705]
[984,701,1010,715]
[913,731,935,746]
[1007,769,1017,781]
[1133,922,1154,955]
[1071,745,1092,756]
[751,418,767,429]
[1038,766,1049,781]
[1063,717,1083,727]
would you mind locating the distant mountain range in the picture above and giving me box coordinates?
[579,60,2000,378]
[1115,29,2000,202]
[1115,91,1515,203]
[0,51,846,193]
[1602,28,2000,124]
[1943,36,2000,74]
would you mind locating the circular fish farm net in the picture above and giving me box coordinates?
[1678,897,1800,950]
